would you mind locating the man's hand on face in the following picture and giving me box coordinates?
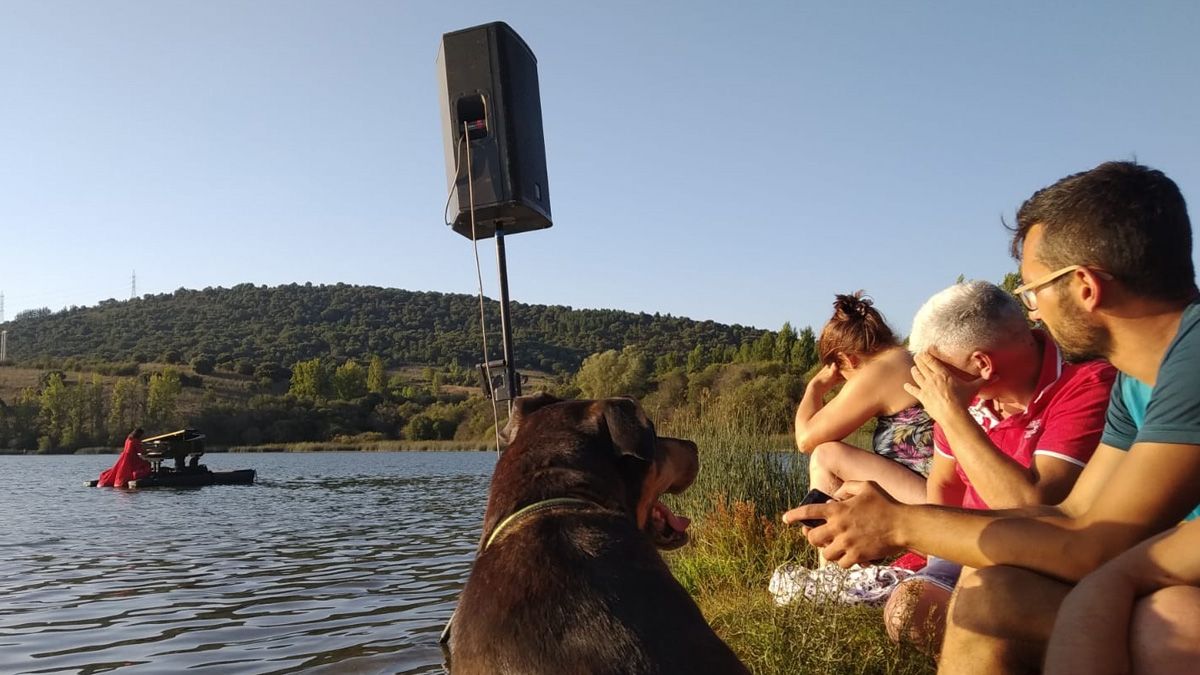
[781,481,907,567]
[902,351,986,424]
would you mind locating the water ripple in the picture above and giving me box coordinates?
[0,452,494,674]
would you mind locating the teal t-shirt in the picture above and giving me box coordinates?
[1100,301,1200,521]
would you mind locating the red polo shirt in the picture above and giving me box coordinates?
[933,332,1116,510]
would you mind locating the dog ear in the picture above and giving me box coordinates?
[499,392,561,446]
[599,397,656,462]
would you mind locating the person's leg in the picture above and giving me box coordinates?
[884,578,953,654]
[810,441,927,504]
[1130,585,1200,675]
[938,565,1072,675]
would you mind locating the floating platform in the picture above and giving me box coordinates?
[88,468,255,488]
[89,428,256,489]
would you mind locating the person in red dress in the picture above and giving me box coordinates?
[96,427,151,488]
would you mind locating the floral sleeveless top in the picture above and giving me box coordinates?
[872,405,934,477]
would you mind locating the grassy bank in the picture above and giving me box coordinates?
[660,413,934,675]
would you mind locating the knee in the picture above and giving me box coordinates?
[1130,586,1200,665]
[811,442,845,472]
[884,580,922,643]
[948,566,1026,632]
[885,579,950,650]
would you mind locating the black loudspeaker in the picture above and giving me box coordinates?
[437,22,552,240]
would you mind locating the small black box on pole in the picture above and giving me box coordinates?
[437,21,552,240]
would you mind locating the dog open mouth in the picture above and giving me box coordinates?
[649,500,691,550]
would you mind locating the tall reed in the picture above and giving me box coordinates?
[659,409,934,675]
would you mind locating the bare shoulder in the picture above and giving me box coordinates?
[839,348,913,409]
[864,348,915,385]
[860,348,918,411]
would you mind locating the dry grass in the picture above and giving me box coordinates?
[659,414,935,675]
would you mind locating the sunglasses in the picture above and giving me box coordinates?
[1013,265,1113,311]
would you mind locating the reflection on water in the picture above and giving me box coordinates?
[0,452,495,674]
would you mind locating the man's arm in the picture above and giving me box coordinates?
[937,406,1083,508]
[1044,522,1200,675]
[784,441,1200,581]
[907,352,1099,508]
[926,448,965,507]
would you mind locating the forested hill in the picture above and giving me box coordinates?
[2,284,766,373]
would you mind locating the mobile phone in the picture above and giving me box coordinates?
[796,488,834,528]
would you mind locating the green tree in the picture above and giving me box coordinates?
[750,332,776,361]
[1000,271,1022,294]
[147,368,183,428]
[333,360,368,400]
[774,322,798,364]
[38,373,69,449]
[108,377,145,443]
[576,347,651,399]
[367,355,386,394]
[289,358,332,399]
[792,326,819,373]
[191,354,215,375]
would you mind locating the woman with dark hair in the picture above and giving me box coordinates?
[793,292,933,504]
[96,427,151,488]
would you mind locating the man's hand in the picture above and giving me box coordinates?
[807,362,843,395]
[902,351,985,424]
[782,481,907,567]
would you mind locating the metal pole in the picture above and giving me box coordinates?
[494,225,520,412]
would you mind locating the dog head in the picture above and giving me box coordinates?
[497,393,699,550]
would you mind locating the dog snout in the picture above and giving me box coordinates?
[659,437,699,493]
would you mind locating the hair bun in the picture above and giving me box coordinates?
[833,291,873,320]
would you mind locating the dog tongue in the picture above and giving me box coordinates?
[655,501,690,533]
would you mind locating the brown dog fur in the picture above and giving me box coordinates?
[447,394,748,675]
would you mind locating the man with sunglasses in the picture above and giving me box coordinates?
[784,161,1200,674]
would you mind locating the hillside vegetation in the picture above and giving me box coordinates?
[0,284,820,451]
[4,284,765,374]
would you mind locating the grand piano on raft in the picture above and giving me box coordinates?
[88,428,256,488]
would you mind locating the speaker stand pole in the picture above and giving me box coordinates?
[494,225,521,412]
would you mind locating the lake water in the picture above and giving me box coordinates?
[0,452,497,674]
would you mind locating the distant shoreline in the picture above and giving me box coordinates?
[1,440,497,455]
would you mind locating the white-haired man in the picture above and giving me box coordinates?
[784,162,1200,674]
[881,281,1115,652]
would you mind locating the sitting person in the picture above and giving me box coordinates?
[881,281,1115,653]
[1045,518,1200,675]
[794,292,933,505]
[782,161,1200,675]
[96,427,151,488]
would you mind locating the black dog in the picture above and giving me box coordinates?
[447,393,748,675]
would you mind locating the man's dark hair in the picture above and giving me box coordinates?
[1010,161,1197,302]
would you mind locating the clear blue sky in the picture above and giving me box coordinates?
[2,1,1197,337]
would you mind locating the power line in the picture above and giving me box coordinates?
[131,271,137,299]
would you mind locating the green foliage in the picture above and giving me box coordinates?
[0,284,836,454]
[792,326,818,373]
[660,413,934,675]
[191,354,215,375]
[2,284,766,374]
[1000,271,1022,294]
[367,355,386,394]
[108,377,145,443]
[289,358,332,400]
[146,368,182,428]
[333,360,368,399]
[37,374,69,449]
[575,347,651,399]
[0,388,41,449]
